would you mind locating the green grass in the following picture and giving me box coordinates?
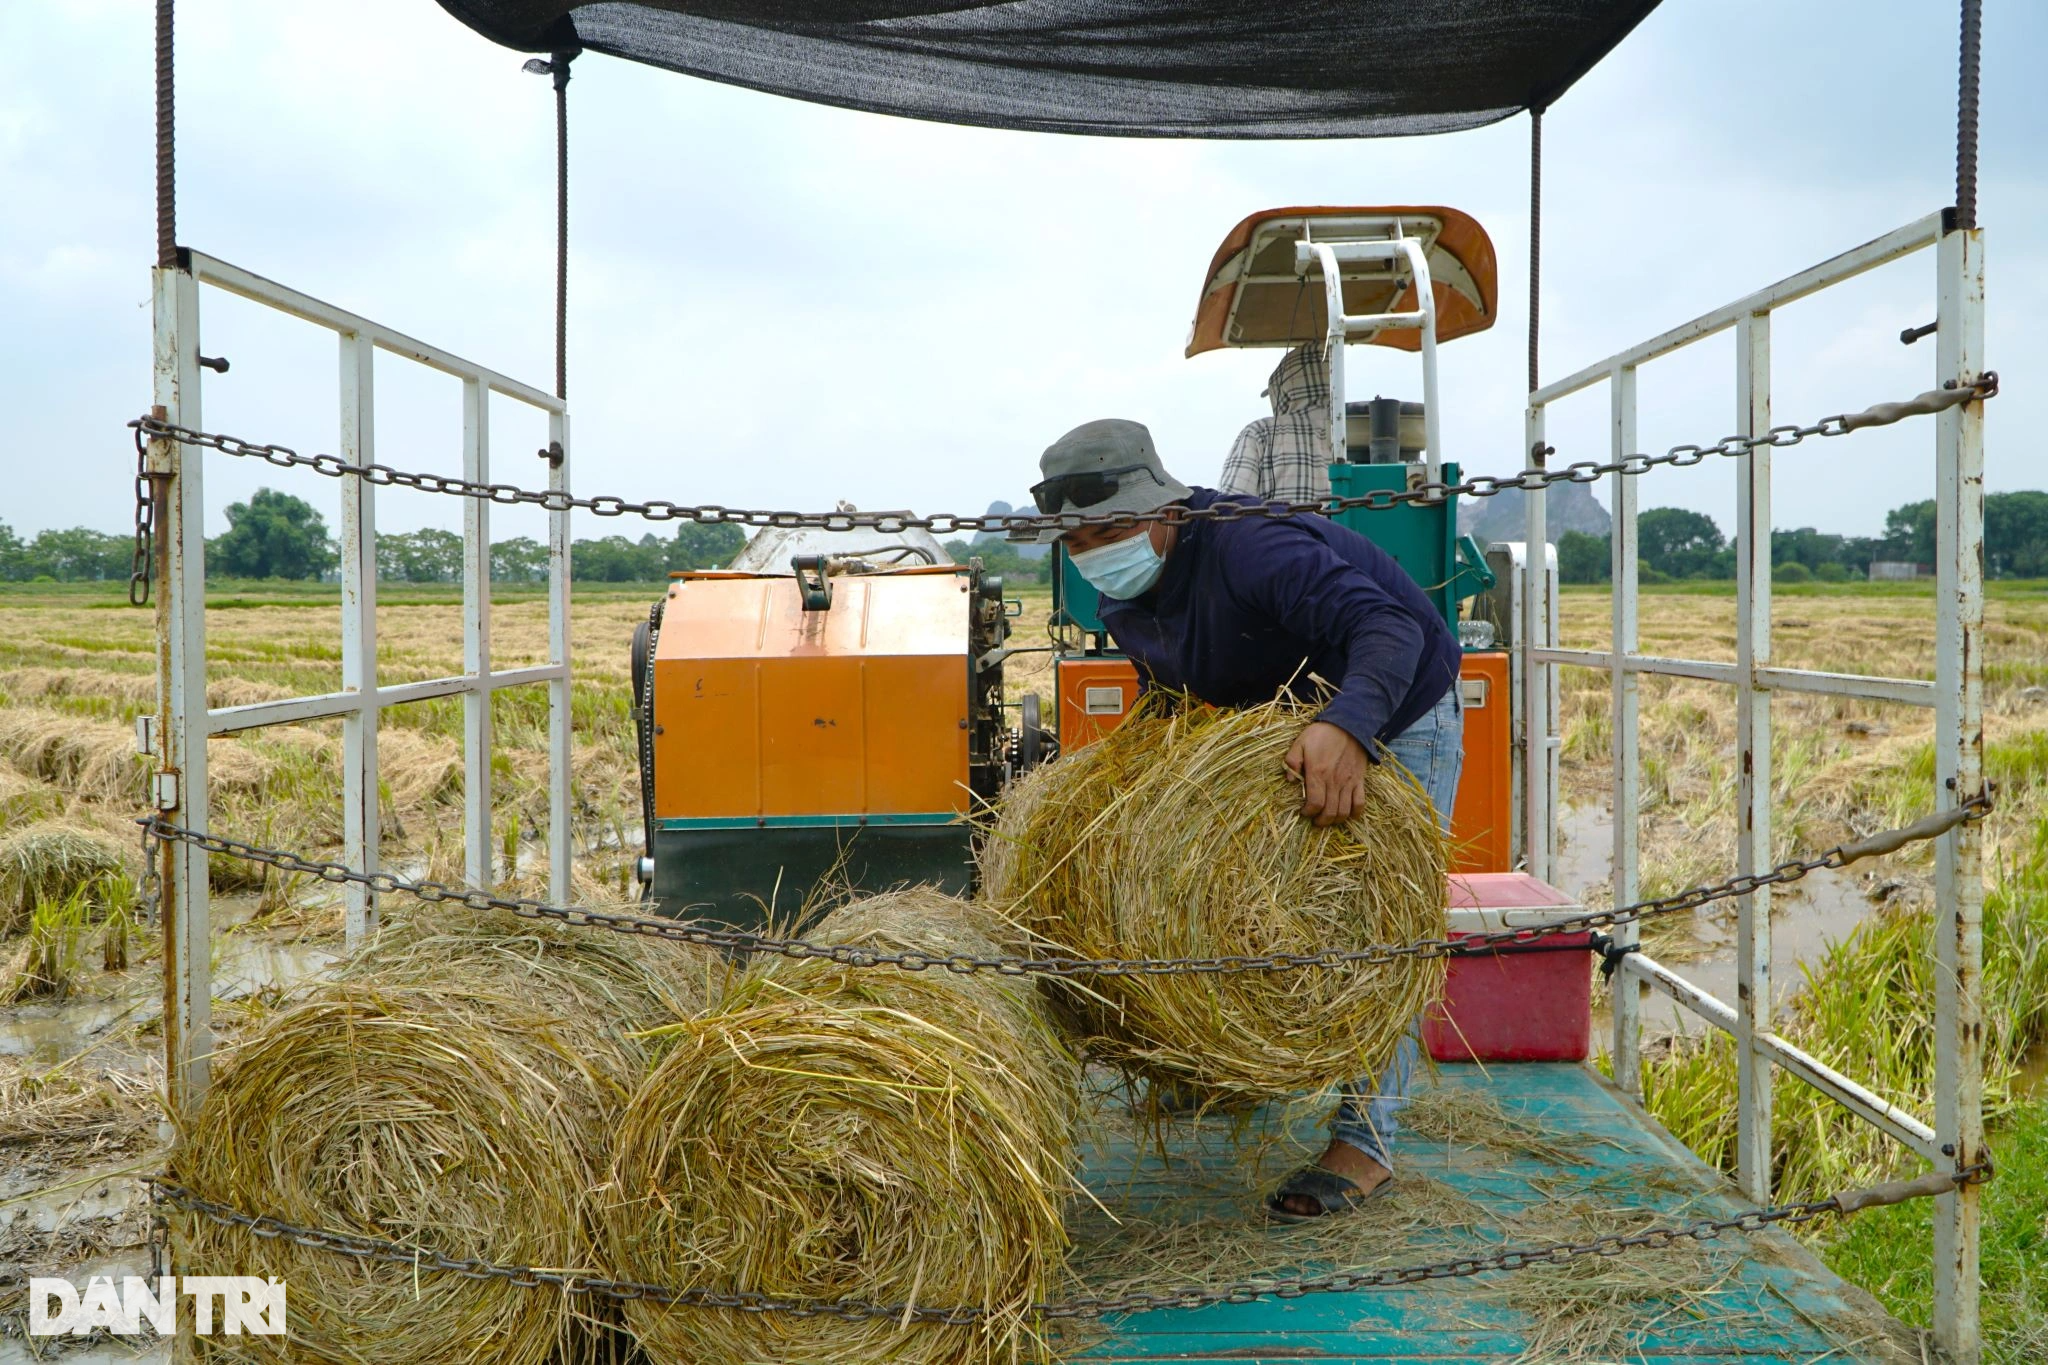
[2,873,132,1003]
[1810,728,2048,844]
[1639,838,2048,1193]
[1633,836,2048,1361]
[1822,1099,2048,1364]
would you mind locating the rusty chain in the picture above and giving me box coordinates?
[129,426,164,607]
[137,816,164,926]
[149,1162,1988,1324]
[126,376,1994,540]
[138,790,1987,979]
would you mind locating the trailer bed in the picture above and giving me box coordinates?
[1063,1063,1917,1363]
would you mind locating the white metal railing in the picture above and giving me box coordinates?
[1519,210,1987,1357]
[1293,222,1444,485]
[146,251,573,1110]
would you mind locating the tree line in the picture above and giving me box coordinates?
[0,488,744,584]
[1556,492,2048,585]
[15,486,2048,587]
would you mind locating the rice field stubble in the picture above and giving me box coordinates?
[0,582,669,1350]
[1552,582,2048,1360]
[2,579,2044,1358]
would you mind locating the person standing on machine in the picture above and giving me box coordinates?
[1218,342,1334,508]
[1021,416,1462,1221]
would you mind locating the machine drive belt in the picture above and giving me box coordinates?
[635,598,662,900]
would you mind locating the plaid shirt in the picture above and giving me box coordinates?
[1218,344,1332,508]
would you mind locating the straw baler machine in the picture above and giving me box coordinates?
[630,527,1043,924]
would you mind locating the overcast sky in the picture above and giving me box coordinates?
[2,1,2042,549]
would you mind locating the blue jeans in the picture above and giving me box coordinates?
[1329,684,1462,1171]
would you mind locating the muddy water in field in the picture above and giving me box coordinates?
[0,1000,142,1065]
[0,939,335,1070]
[2017,1040,2048,1099]
[0,896,345,1360]
[1559,804,1880,1041]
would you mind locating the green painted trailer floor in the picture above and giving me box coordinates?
[1053,1063,1918,1364]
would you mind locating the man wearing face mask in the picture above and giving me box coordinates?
[1023,416,1462,1221]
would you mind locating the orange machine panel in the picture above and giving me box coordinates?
[652,572,971,820]
[1450,651,1512,873]
[1057,657,1141,752]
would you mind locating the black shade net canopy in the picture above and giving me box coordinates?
[435,1,1662,138]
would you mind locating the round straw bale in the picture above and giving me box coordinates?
[603,889,1079,1365]
[170,907,722,1365]
[0,819,126,934]
[981,700,1448,1104]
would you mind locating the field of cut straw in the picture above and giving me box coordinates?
[1550,580,2048,1359]
[1,577,2045,1361]
[0,581,664,900]
[0,580,676,1353]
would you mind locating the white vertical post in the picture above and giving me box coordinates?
[1734,310,1774,1205]
[547,414,574,906]
[339,334,380,947]
[1323,312,1348,471]
[1417,305,1442,486]
[1298,240,1352,473]
[462,379,493,888]
[154,263,211,1115]
[1609,365,1642,1093]
[1404,236,1444,487]
[1932,223,1985,1365]
[1522,404,1551,880]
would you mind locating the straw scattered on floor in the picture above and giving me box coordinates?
[170,905,722,1365]
[981,698,1448,1105]
[603,889,1081,1365]
[1056,1082,1887,1365]
[0,1048,162,1170]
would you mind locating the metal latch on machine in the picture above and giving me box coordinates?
[792,554,833,612]
[1084,686,1126,715]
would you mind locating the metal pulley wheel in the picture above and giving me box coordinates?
[1018,692,1046,773]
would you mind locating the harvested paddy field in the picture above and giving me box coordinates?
[0,583,673,1354]
[0,578,2043,1359]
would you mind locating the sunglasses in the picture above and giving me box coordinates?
[1030,463,1163,515]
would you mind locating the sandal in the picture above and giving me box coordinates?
[1264,1163,1394,1223]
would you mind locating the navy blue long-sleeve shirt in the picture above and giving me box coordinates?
[1095,489,1461,751]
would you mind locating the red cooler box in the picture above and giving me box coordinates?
[1422,872,1591,1063]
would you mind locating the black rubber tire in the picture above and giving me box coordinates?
[1019,692,1045,772]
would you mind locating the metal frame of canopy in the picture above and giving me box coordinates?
[1184,203,1502,486]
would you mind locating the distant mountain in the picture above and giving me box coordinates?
[1459,481,1611,546]
[972,499,1050,559]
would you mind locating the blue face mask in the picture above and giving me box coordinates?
[1068,531,1165,600]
